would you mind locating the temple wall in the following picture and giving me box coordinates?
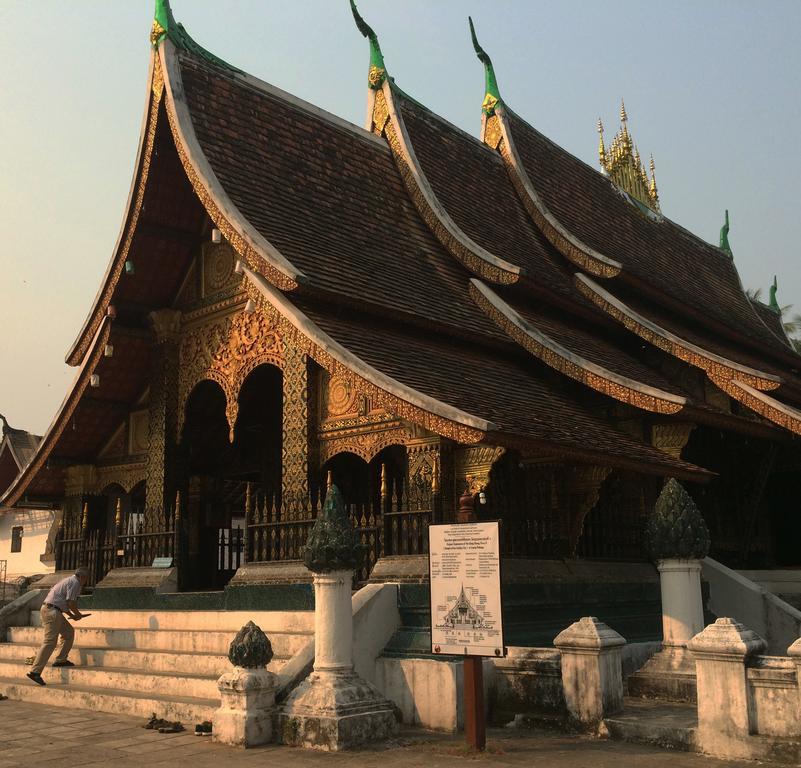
[0,507,56,582]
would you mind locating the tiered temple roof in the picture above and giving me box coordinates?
[3,0,801,508]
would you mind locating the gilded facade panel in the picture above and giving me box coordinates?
[177,308,283,439]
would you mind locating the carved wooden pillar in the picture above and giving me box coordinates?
[282,344,311,519]
[651,422,695,460]
[145,309,182,532]
[561,466,612,557]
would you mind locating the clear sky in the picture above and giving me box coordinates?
[1,1,800,435]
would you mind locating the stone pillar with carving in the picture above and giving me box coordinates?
[628,478,711,701]
[214,621,276,747]
[145,309,182,532]
[282,344,311,519]
[278,485,397,750]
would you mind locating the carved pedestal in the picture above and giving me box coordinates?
[278,569,397,750]
[214,667,276,747]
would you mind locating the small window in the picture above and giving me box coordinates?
[11,526,23,553]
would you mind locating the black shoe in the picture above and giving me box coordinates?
[52,660,75,668]
[26,672,45,686]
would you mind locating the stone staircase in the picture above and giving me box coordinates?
[0,608,314,724]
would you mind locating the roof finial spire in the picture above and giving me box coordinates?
[649,154,658,202]
[598,118,606,169]
[151,0,175,46]
[719,209,732,257]
[620,99,628,126]
[769,275,781,313]
[469,17,502,116]
[349,0,387,89]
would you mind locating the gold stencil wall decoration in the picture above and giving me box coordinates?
[128,410,150,455]
[241,283,487,445]
[326,374,360,419]
[94,462,148,495]
[202,241,240,297]
[282,344,311,518]
[178,309,283,440]
[319,426,414,466]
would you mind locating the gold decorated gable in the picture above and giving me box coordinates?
[178,308,283,439]
[317,370,414,465]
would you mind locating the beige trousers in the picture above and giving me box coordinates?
[31,606,74,674]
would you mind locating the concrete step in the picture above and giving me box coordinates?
[7,626,310,656]
[29,609,314,633]
[0,674,216,724]
[0,658,220,699]
[0,642,289,675]
[603,698,698,752]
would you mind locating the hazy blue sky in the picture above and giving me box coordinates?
[1,1,800,435]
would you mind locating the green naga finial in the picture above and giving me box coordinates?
[719,209,732,257]
[349,0,387,89]
[469,17,502,116]
[151,0,175,47]
[769,275,780,313]
[150,0,240,72]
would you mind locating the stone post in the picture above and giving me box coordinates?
[278,485,397,750]
[628,478,710,700]
[688,618,766,758]
[785,637,801,727]
[213,621,276,747]
[657,559,705,648]
[554,617,626,727]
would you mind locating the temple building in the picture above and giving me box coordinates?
[0,416,55,585]
[2,0,801,602]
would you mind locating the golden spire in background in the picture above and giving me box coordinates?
[597,100,660,213]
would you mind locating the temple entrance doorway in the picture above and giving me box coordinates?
[179,365,283,591]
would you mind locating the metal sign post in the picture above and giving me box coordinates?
[429,500,505,752]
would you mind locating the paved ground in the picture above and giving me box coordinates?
[0,700,759,767]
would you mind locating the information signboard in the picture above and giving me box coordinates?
[429,521,505,657]
[152,557,173,568]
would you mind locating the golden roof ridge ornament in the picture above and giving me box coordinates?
[598,99,660,213]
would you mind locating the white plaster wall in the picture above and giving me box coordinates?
[375,657,464,732]
[0,508,56,581]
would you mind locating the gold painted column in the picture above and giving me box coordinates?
[145,309,182,532]
[282,344,312,518]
